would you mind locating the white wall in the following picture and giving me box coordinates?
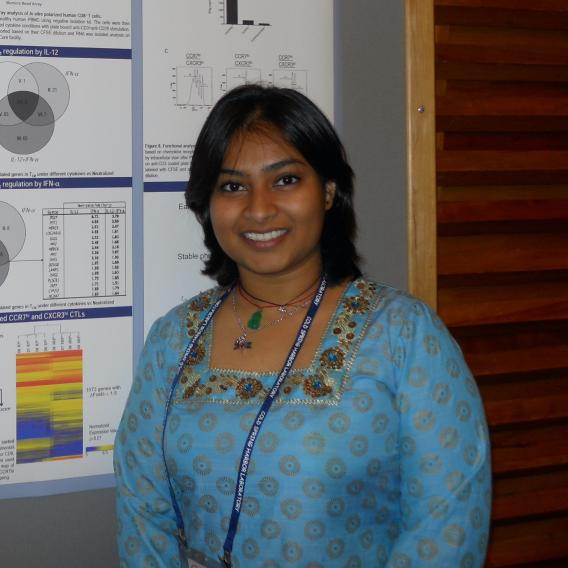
[337,0,407,288]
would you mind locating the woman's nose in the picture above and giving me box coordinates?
[244,186,277,222]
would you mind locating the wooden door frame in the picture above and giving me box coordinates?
[405,0,437,307]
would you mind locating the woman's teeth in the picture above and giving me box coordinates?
[244,230,287,242]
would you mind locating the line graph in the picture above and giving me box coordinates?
[273,69,308,95]
[226,68,261,91]
[175,67,213,107]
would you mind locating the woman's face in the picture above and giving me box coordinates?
[209,126,335,282]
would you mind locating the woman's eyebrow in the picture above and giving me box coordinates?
[263,158,305,172]
[219,159,305,177]
[219,167,246,176]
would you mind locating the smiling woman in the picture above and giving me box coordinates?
[210,127,335,285]
[114,85,491,568]
[186,84,360,290]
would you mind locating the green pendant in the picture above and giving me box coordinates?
[247,310,262,330]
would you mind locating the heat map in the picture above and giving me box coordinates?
[16,350,83,464]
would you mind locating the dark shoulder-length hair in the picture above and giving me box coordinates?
[186,83,361,286]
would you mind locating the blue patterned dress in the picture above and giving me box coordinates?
[114,279,491,567]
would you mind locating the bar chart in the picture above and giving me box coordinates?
[222,0,271,27]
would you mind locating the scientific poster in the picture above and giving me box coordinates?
[0,0,335,495]
[0,0,132,488]
[142,0,335,330]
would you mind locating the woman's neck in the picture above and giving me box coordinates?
[237,265,323,306]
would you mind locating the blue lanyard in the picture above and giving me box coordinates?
[221,276,327,567]
[161,276,327,567]
[162,285,233,547]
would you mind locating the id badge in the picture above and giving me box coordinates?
[187,557,207,568]
[183,546,224,568]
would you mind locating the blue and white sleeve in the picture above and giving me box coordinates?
[387,300,491,568]
[114,317,183,568]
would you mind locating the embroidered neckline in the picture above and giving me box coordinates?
[177,278,381,406]
[206,281,345,377]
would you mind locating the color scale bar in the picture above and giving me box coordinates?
[86,445,114,453]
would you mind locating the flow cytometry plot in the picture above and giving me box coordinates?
[273,69,308,95]
[0,201,26,287]
[0,61,70,154]
[226,68,261,91]
[16,328,83,464]
[175,67,212,107]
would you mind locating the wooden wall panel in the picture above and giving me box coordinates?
[432,1,568,566]
[436,4,568,32]
[406,0,437,306]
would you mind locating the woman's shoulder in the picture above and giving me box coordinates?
[147,284,226,340]
[357,278,472,388]
[353,276,437,321]
[354,277,452,351]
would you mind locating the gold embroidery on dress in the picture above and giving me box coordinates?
[177,279,382,405]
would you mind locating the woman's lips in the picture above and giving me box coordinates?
[243,229,288,242]
[241,229,288,248]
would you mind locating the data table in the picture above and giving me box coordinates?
[42,201,127,299]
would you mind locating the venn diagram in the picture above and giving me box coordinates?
[0,202,26,287]
[0,61,70,154]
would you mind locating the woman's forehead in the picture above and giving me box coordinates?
[222,125,304,168]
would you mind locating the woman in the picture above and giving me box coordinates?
[115,85,491,568]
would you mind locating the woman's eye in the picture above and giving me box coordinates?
[274,175,299,187]
[220,181,245,192]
